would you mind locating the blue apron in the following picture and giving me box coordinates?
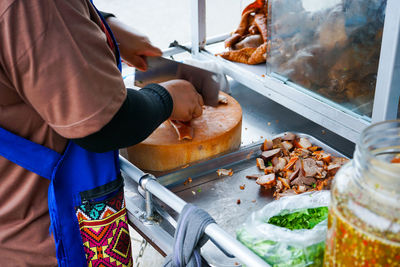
[0,6,131,267]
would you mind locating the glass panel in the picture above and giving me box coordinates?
[267,0,387,117]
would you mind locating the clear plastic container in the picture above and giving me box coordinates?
[324,120,400,266]
[267,0,387,117]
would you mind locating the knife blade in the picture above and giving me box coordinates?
[134,56,220,107]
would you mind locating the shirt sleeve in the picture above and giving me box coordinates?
[72,85,173,153]
[2,0,126,139]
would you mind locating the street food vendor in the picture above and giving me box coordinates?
[0,0,203,266]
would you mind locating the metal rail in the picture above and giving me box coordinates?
[163,33,229,58]
[119,155,269,267]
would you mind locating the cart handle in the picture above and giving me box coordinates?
[119,155,269,267]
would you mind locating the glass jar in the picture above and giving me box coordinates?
[324,120,400,266]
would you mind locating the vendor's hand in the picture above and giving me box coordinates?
[106,17,162,71]
[159,80,204,122]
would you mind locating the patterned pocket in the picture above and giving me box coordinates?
[75,177,133,267]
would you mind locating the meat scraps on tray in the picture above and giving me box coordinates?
[247,133,349,199]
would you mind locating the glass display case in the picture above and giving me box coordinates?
[267,0,386,118]
[188,0,400,142]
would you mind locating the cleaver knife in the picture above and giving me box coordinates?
[134,56,220,107]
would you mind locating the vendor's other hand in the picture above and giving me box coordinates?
[107,17,162,71]
[160,80,204,122]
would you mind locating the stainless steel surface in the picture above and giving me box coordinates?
[122,79,355,266]
[135,56,220,106]
[156,132,345,266]
[200,44,369,143]
[120,156,269,267]
[373,0,400,122]
[184,136,338,231]
[157,143,270,265]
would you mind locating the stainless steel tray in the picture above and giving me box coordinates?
[157,132,346,266]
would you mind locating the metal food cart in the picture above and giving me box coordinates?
[120,0,399,266]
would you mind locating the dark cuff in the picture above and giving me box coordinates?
[141,83,173,119]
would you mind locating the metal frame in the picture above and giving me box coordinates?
[372,0,400,122]
[190,0,400,143]
[191,0,206,56]
[120,156,269,267]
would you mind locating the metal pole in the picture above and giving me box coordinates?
[372,0,400,122]
[145,190,154,220]
[191,0,206,56]
[144,179,187,214]
[119,156,269,267]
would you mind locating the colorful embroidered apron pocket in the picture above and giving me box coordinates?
[75,177,133,267]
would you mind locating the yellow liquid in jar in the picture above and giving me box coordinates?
[324,205,400,267]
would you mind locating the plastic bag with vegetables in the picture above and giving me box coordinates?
[236,191,330,267]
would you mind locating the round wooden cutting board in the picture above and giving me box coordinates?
[127,92,242,171]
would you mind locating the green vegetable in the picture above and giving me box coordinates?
[237,228,325,267]
[267,207,328,230]
[197,188,202,193]
[237,206,329,266]
[267,161,273,167]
